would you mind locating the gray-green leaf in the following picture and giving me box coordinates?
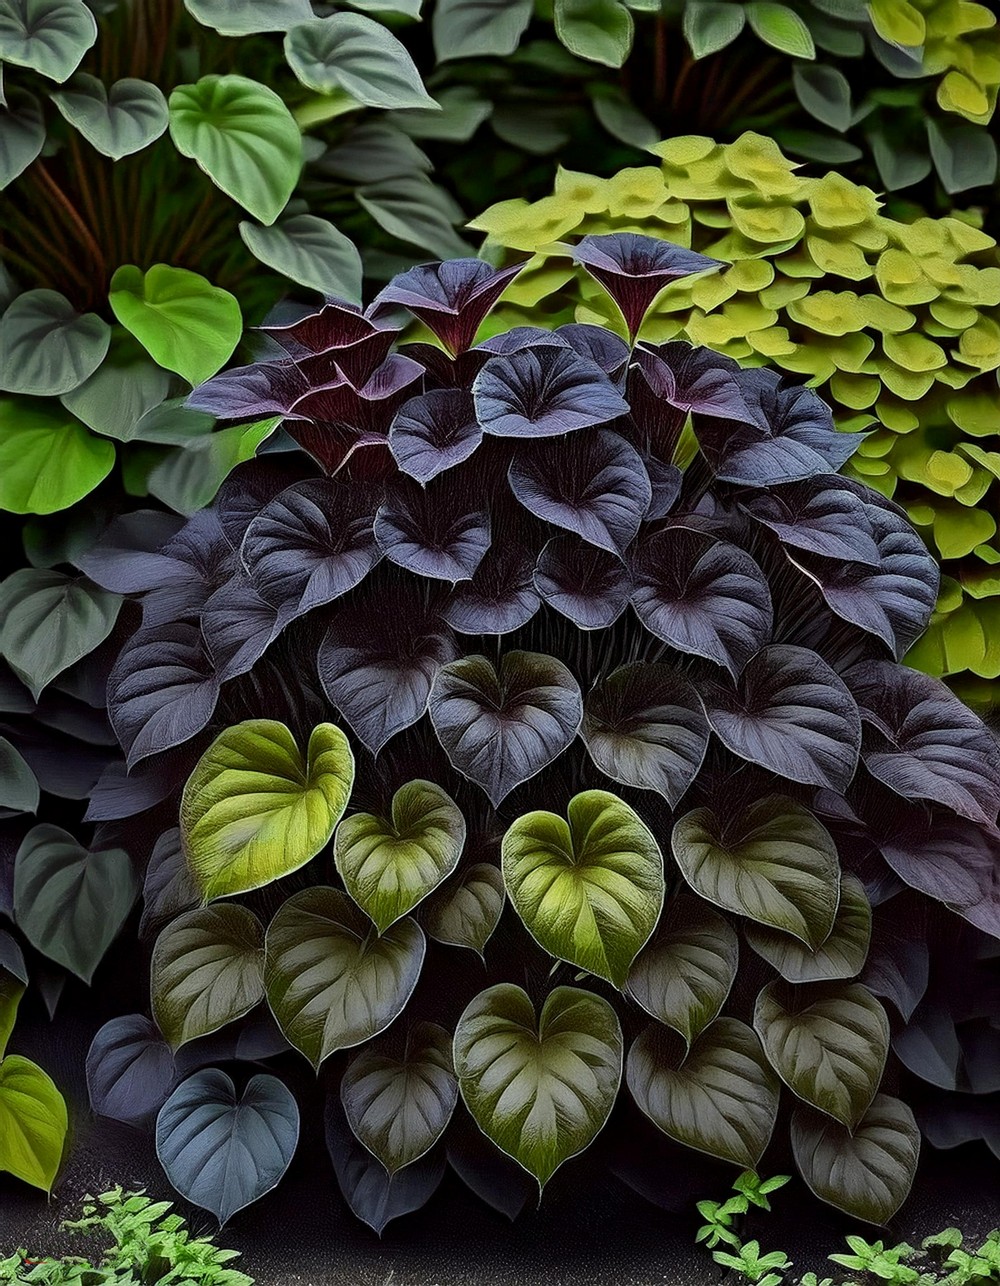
[423,863,504,957]
[183,0,312,34]
[239,215,362,300]
[0,0,97,82]
[60,337,172,441]
[683,1,745,58]
[0,735,39,813]
[432,0,532,62]
[554,0,634,67]
[51,74,168,158]
[792,63,852,131]
[285,14,435,109]
[744,874,871,983]
[0,289,110,396]
[356,175,471,258]
[0,92,44,189]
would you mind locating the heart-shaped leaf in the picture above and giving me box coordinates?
[755,980,889,1129]
[239,215,363,300]
[704,644,861,791]
[423,863,505,957]
[626,1018,779,1168]
[0,289,110,396]
[61,338,172,441]
[373,259,524,356]
[389,389,483,483]
[0,0,96,81]
[672,796,841,950]
[791,1094,919,1223]
[429,651,583,806]
[0,931,25,1057]
[184,0,312,35]
[533,536,632,630]
[375,477,491,582]
[454,984,622,1189]
[626,895,738,1046]
[0,1055,68,1192]
[0,399,114,514]
[156,1069,299,1224]
[473,347,629,438]
[169,75,301,225]
[86,1015,178,1126]
[109,264,241,385]
[862,918,929,1023]
[581,662,709,806]
[285,13,435,109]
[151,905,265,1049]
[0,568,120,700]
[52,74,167,158]
[742,478,880,565]
[0,92,45,188]
[138,832,199,939]
[433,0,532,61]
[445,1109,535,1221]
[443,542,540,636]
[745,874,871,983]
[181,720,354,901]
[0,735,39,814]
[341,1022,458,1173]
[14,823,137,983]
[265,887,425,1069]
[502,789,664,988]
[336,780,465,933]
[630,529,772,679]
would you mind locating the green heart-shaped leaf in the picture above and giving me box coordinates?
[184,0,312,34]
[553,0,634,68]
[0,1055,68,1191]
[239,215,363,300]
[0,932,27,1059]
[52,74,167,158]
[791,1094,920,1223]
[454,983,622,1189]
[627,1018,780,1168]
[285,14,436,109]
[754,979,889,1129]
[147,417,278,515]
[626,894,738,1046]
[265,887,425,1069]
[61,335,172,441]
[672,796,841,949]
[109,264,241,385]
[169,75,302,225]
[0,289,110,396]
[0,399,114,514]
[0,0,97,82]
[341,1021,457,1173]
[181,720,355,901]
[423,863,505,957]
[502,789,664,988]
[745,874,872,983]
[0,92,45,189]
[0,736,39,814]
[336,780,465,934]
[151,905,265,1049]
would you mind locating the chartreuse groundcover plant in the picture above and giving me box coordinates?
[473,132,1000,702]
[31,230,996,1233]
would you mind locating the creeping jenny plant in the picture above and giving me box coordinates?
[67,232,1000,1231]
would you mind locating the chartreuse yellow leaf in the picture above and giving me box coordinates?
[0,1056,67,1192]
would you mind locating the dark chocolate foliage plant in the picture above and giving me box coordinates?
[80,232,1000,1232]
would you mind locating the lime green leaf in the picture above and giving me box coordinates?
[502,789,664,988]
[867,0,925,47]
[238,215,362,301]
[51,74,168,159]
[169,75,302,225]
[0,0,96,82]
[423,863,505,957]
[553,0,634,68]
[0,974,25,1060]
[683,1,745,58]
[745,2,815,57]
[454,984,622,1189]
[285,14,436,109]
[0,92,45,189]
[0,399,113,514]
[109,264,242,385]
[0,289,110,396]
[146,417,278,514]
[0,736,38,814]
[0,1055,67,1192]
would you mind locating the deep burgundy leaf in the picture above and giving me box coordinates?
[742,478,881,565]
[375,476,491,582]
[630,528,772,677]
[187,359,313,420]
[291,353,424,429]
[76,511,187,593]
[201,576,284,680]
[704,644,861,791]
[569,233,723,338]
[556,323,630,379]
[428,650,583,805]
[582,663,709,805]
[637,343,766,427]
[369,258,524,355]
[473,347,629,438]
[399,342,485,388]
[263,303,396,386]
[215,456,318,547]
[389,389,483,483]
[534,535,632,629]
[84,757,181,822]
[508,429,651,554]
[87,1015,178,1126]
[442,542,540,635]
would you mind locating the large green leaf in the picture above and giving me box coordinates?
[51,74,168,158]
[791,1094,920,1223]
[108,264,241,385]
[146,417,278,514]
[0,0,96,81]
[181,720,354,901]
[626,1018,780,1168]
[502,790,664,989]
[754,980,888,1129]
[626,895,738,1046]
[744,874,871,983]
[0,289,110,396]
[0,92,45,189]
[553,0,634,67]
[0,399,114,514]
[454,984,622,1189]
[184,0,312,34]
[745,0,815,57]
[169,75,302,225]
[432,0,532,61]
[335,780,465,934]
[672,796,841,950]
[683,1,746,58]
[341,1022,457,1173]
[264,887,425,1069]
[0,736,39,814]
[356,174,470,258]
[61,337,172,441]
[423,863,504,958]
[0,567,121,699]
[14,824,137,984]
[0,1055,67,1192]
[151,905,265,1049]
[239,215,362,300]
[285,14,435,109]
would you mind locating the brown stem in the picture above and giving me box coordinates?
[173,186,221,264]
[654,15,668,110]
[33,163,106,278]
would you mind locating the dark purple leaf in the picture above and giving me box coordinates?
[141,510,236,628]
[375,477,491,582]
[173,1009,291,1072]
[262,303,396,386]
[704,644,861,791]
[399,342,484,388]
[862,916,930,1022]
[87,1015,178,1126]
[241,478,382,621]
[215,456,317,547]
[637,343,766,426]
[108,622,220,767]
[446,1109,534,1221]
[318,587,458,753]
[919,1095,1000,1162]
[582,663,709,805]
[508,429,651,554]
[292,353,423,430]
[846,661,1000,825]
[76,510,187,593]
[630,528,772,677]
[534,536,632,629]
[442,542,540,635]
[428,650,583,805]
[370,259,524,355]
[892,996,964,1091]
[742,478,881,564]
[201,576,283,680]
[389,389,482,483]
[10,721,115,800]
[569,233,723,338]
[84,757,180,822]
[643,457,683,521]
[473,347,629,439]
[475,327,568,356]
[556,323,630,379]
[140,828,200,939]
[187,358,313,420]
